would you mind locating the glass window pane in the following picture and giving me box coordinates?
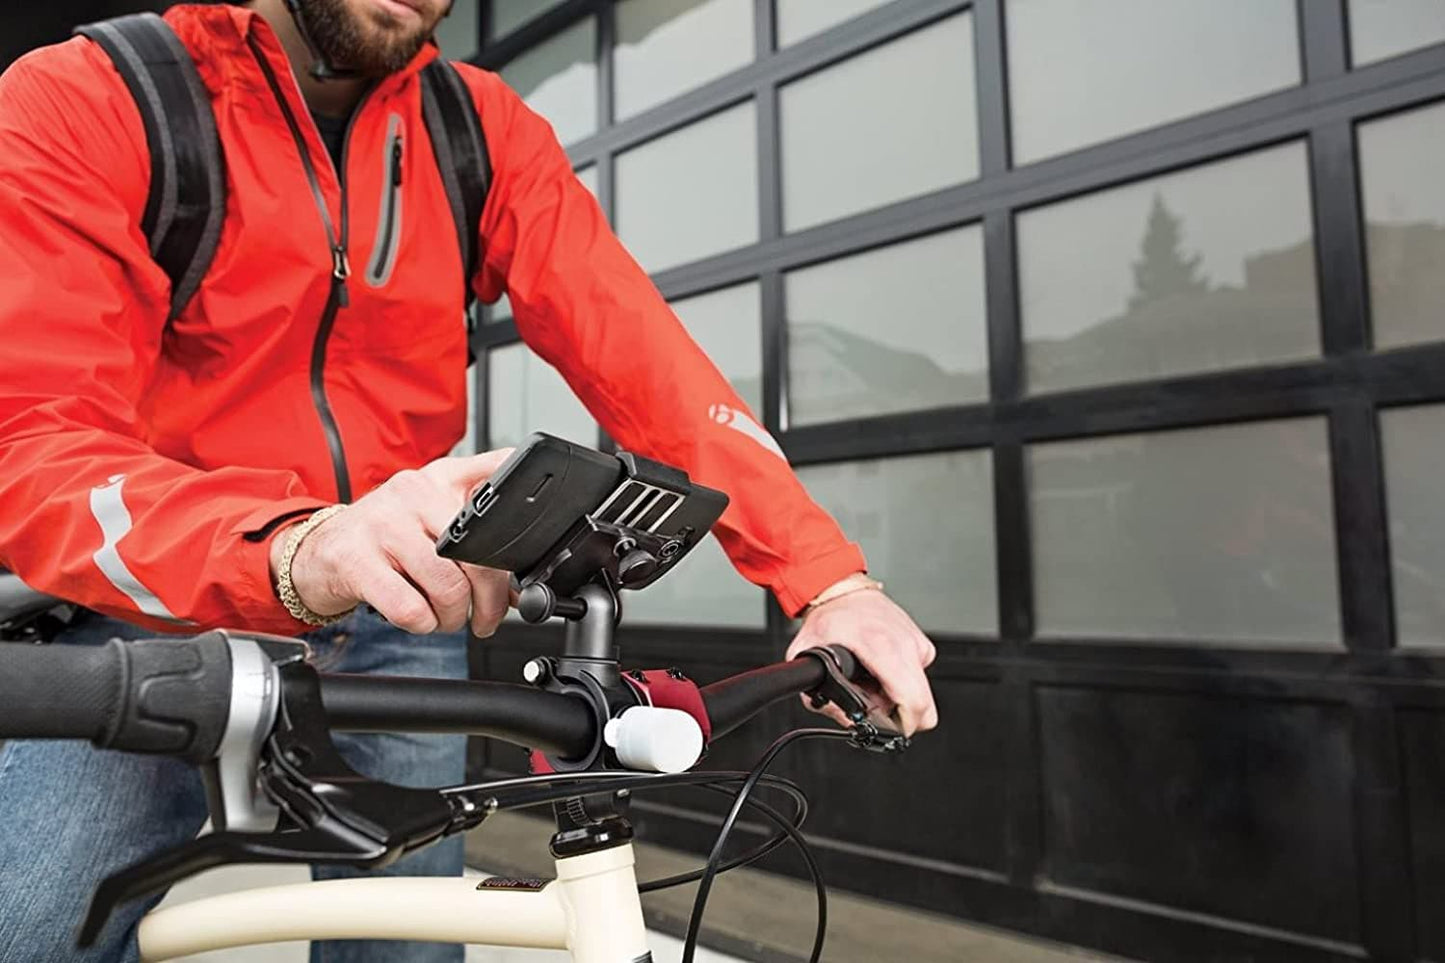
[1006,0,1301,164]
[436,0,480,60]
[670,283,763,415]
[796,451,997,636]
[780,14,977,232]
[775,0,892,47]
[499,18,597,147]
[1358,101,1445,350]
[616,103,759,274]
[625,535,766,627]
[488,293,513,323]
[785,227,988,427]
[490,0,567,39]
[452,367,478,456]
[1030,419,1341,645]
[1019,143,1320,394]
[575,165,599,199]
[486,343,595,449]
[614,0,755,120]
[1382,405,1445,647]
[1349,0,1445,66]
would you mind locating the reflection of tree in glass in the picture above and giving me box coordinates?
[1129,193,1209,309]
[1027,193,1319,393]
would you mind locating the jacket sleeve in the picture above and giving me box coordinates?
[0,43,323,634]
[465,70,867,617]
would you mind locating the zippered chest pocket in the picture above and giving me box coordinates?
[365,113,405,288]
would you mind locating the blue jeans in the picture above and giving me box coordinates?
[0,609,470,963]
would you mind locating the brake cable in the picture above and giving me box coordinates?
[680,727,853,963]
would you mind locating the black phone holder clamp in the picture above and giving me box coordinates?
[511,469,704,770]
[517,578,636,776]
[514,515,690,619]
[513,520,680,851]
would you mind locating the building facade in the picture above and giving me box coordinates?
[459,3,1445,962]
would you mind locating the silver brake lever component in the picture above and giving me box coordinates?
[199,634,307,832]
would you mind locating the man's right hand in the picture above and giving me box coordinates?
[268,450,515,636]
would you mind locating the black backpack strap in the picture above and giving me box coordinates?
[75,13,226,322]
[419,59,491,313]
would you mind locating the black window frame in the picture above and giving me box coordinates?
[464,4,1445,959]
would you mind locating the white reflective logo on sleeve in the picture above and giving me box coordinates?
[708,404,786,460]
[89,475,184,622]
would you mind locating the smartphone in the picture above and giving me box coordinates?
[436,433,728,592]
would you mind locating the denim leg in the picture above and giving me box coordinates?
[307,608,471,963]
[0,618,211,963]
[0,610,472,963]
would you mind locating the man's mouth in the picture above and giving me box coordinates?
[372,0,423,23]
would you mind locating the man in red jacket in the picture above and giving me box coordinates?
[0,1,938,960]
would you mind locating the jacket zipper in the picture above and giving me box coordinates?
[249,35,372,504]
[366,116,405,287]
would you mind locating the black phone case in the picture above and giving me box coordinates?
[437,433,623,573]
[437,433,729,594]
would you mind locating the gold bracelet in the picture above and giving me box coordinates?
[803,573,884,617]
[276,504,353,627]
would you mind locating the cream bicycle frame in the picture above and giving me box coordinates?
[137,842,651,963]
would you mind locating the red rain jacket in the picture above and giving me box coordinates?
[0,4,864,634]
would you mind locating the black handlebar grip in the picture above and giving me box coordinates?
[0,641,124,742]
[699,645,877,741]
[0,632,233,764]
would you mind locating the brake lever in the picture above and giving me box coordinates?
[79,652,485,948]
[77,825,388,947]
[799,646,910,753]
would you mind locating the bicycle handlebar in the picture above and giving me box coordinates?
[0,630,889,951]
[0,631,861,763]
[319,673,595,758]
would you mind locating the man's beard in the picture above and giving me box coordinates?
[299,0,439,77]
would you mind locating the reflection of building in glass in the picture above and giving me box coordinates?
[1031,420,1340,643]
[1383,405,1445,643]
[802,452,997,636]
[1029,198,1319,392]
[1367,221,1445,346]
[788,321,988,421]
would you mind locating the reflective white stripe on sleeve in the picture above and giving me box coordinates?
[90,475,185,622]
[708,403,786,460]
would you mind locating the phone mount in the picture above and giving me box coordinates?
[510,451,726,605]
[508,451,723,733]
[510,494,709,856]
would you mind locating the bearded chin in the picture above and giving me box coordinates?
[301,0,434,77]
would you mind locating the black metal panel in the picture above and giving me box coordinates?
[779,677,1009,874]
[1400,710,1445,961]
[1035,686,1361,944]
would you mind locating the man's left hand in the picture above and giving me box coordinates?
[786,586,938,737]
